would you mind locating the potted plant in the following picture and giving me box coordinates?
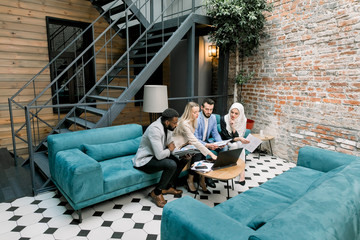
[206,0,271,103]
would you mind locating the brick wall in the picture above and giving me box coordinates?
[228,0,360,162]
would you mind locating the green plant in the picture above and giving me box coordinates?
[206,0,271,102]
[236,69,255,85]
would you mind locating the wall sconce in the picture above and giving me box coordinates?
[208,45,217,57]
[143,85,168,123]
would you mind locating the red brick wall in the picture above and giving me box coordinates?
[228,0,360,162]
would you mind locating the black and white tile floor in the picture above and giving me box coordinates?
[0,153,295,240]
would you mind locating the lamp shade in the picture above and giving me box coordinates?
[143,85,168,113]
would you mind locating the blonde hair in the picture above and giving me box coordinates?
[174,102,199,135]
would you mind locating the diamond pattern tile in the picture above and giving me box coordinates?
[0,153,295,239]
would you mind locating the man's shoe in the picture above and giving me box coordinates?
[162,187,183,196]
[150,190,167,208]
[205,178,216,188]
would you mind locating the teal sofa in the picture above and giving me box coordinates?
[161,146,360,240]
[47,124,162,221]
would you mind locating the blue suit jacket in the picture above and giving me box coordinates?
[195,113,222,145]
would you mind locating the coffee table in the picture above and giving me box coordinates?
[195,158,245,199]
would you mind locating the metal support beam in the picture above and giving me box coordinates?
[187,23,195,101]
[24,106,36,196]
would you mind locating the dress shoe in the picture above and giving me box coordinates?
[162,187,183,196]
[239,180,246,186]
[205,178,216,188]
[150,190,166,208]
[186,185,199,195]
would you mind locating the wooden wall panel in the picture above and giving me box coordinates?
[0,0,147,157]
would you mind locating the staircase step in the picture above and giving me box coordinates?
[77,106,107,116]
[104,3,125,17]
[34,152,50,178]
[66,117,96,129]
[133,42,163,50]
[54,128,72,134]
[90,0,115,7]
[144,32,173,40]
[97,85,127,90]
[116,64,146,68]
[109,75,136,79]
[130,53,156,59]
[87,95,116,102]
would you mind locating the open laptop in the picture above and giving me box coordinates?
[211,148,243,170]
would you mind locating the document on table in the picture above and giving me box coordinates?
[238,134,262,153]
[191,160,213,173]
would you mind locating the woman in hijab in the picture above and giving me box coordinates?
[220,102,250,185]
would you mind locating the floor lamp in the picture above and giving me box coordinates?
[143,85,168,123]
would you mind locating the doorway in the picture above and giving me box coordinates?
[46,17,96,113]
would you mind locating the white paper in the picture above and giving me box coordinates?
[212,139,232,147]
[172,145,200,157]
[237,134,262,153]
[191,160,214,173]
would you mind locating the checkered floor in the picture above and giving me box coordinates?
[0,153,295,240]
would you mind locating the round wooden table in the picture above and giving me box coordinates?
[195,158,245,199]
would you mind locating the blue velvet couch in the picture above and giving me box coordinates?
[161,146,360,240]
[47,124,162,220]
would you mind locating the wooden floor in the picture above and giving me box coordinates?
[0,148,49,203]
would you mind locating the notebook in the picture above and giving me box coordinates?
[211,148,243,170]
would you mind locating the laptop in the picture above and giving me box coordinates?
[211,148,243,170]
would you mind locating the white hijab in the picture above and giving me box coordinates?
[224,102,247,137]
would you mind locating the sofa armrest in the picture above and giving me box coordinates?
[161,196,255,240]
[54,148,104,204]
[297,146,359,172]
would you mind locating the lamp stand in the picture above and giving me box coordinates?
[149,113,160,123]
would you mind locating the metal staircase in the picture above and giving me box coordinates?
[8,0,211,194]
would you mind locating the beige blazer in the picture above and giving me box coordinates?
[132,118,172,167]
[173,120,212,157]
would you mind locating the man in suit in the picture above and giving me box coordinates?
[133,108,187,208]
[194,98,224,188]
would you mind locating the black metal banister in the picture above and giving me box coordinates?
[9,0,123,102]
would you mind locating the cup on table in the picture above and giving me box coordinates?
[260,130,264,138]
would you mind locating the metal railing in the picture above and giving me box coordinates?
[8,0,205,166]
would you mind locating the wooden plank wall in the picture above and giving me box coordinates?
[0,0,157,157]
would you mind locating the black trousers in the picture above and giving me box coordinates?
[136,155,187,191]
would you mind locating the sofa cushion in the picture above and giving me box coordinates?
[250,160,360,240]
[215,187,291,225]
[82,136,142,162]
[247,203,289,230]
[306,163,347,192]
[259,166,324,200]
[100,155,162,193]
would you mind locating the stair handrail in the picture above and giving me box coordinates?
[39,0,198,136]
[9,0,149,142]
[9,0,123,103]
[9,0,205,160]
[26,0,148,107]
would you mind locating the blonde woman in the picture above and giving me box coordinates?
[173,102,217,194]
[220,102,249,185]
